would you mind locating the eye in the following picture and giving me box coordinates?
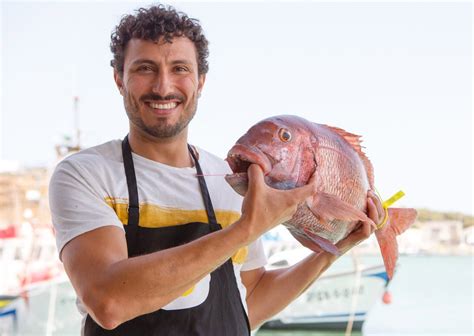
[174,65,189,73]
[136,65,154,73]
[278,128,292,142]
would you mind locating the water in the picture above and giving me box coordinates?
[257,255,473,336]
[3,255,473,335]
[362,255,473,336]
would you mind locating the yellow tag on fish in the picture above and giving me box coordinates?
[383,190,405,209]
[377,190,406,230]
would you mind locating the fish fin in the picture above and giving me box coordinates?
[306,192,370,229]
[323,124,375,188]
[303,227,341,255]
[288,228,324,253]
[376,208,418,279]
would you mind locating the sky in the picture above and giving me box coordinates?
[0,1,472,215]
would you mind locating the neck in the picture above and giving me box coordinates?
[128,126,193,168]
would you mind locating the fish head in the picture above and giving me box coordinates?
[226,115,317,196]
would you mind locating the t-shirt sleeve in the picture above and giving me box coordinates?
[49,158,124,260]
[241,237,267,271]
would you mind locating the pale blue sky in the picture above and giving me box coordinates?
[1,1,472,215]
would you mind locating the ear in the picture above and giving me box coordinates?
[113,70,124,96]
[197,74,206,97]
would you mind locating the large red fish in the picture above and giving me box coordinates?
[225,115,417,279]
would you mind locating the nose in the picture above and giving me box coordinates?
[151,70,174,97]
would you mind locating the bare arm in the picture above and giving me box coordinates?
[62,223,247,329]
[242,191,384,329]
[61,164,315,330]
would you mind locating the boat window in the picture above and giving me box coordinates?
[14,246,23,260]
[32,245,42,260]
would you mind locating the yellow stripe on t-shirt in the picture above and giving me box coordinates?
[104,197,248,264]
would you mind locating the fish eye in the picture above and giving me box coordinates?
[278,128,292,142]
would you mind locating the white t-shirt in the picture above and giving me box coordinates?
[49,140,267,327]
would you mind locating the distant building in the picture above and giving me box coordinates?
[423,220,463,244]
[463,226,474,246]
[419,220,464,253]
[0,167,52,231]
[397,227,423,254]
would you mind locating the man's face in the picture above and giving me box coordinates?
[115,37,205,139]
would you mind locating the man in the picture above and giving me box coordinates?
[49,4,384,335]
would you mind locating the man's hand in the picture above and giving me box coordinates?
[235,164,316,245]
[336,190,384,255]
[241,189,384,329]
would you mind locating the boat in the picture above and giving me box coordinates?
[0,226,82,335]
[0,106,91,334]
[259,239,391,332]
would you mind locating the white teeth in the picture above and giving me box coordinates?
[149,102,178,109]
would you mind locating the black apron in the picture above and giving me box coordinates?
[84,136,250,336]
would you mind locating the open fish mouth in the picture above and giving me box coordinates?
[226,144,272,175]
[225,144,273,195]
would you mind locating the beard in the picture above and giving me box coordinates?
[123,89,198,139]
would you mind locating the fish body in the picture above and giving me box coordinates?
[225,115,417,278]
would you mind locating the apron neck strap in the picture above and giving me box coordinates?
[188,144,218,226]
[121,135,218,227]
[122,135,140,226]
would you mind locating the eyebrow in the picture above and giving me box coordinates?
[170,59,193,66]
[130,59,194,67]
[130,59,156,66]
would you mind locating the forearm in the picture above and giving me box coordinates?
[80,222,250,328]
[246,251,338,328]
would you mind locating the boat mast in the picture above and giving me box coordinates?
[73,95,81,150]
[54,95,82,159]
[345,248,362,336]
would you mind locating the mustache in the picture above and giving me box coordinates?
[140,93,185,102]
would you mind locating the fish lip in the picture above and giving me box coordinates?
[226,144,273,175]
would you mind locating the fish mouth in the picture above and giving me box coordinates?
[226,144,272,175]
[225,144,273,195]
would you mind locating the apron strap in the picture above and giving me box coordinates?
[122,135,140,254]
[188,144,218,226]
[121,137,220,254]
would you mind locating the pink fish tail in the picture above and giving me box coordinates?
[375,208,418,279]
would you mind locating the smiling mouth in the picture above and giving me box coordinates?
[147,101,180,110]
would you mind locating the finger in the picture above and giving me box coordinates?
[362,199,377,233]
[368,190,384,222]
[291,176,318,203]
[306,172,318,186]
[360,218,375,238]
[338,219,374,253]
[366,197,379,225]
[246,164,265,188]
[243,164,266,197]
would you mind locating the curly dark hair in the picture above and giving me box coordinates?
[110,4,209,76]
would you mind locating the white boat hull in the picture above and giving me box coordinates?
[261,247,389,331]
